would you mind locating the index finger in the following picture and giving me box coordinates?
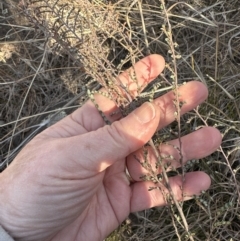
[73,54,165,131]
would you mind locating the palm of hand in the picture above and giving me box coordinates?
[0,55,221,241]
[0,107,132,241]
[50,160,131,241]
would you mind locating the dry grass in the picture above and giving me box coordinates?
[1,0,240,240]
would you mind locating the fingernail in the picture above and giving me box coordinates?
[133,102,156,124]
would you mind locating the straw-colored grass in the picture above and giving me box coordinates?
[1,0,240,240]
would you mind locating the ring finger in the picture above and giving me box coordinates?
[126,126,222,181]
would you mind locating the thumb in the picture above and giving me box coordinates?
[69,102,160,172]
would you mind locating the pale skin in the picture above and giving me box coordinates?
[0,55,222,241]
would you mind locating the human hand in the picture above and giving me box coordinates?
[0,55,222,241]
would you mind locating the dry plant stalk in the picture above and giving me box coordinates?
[90,1,194,240]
